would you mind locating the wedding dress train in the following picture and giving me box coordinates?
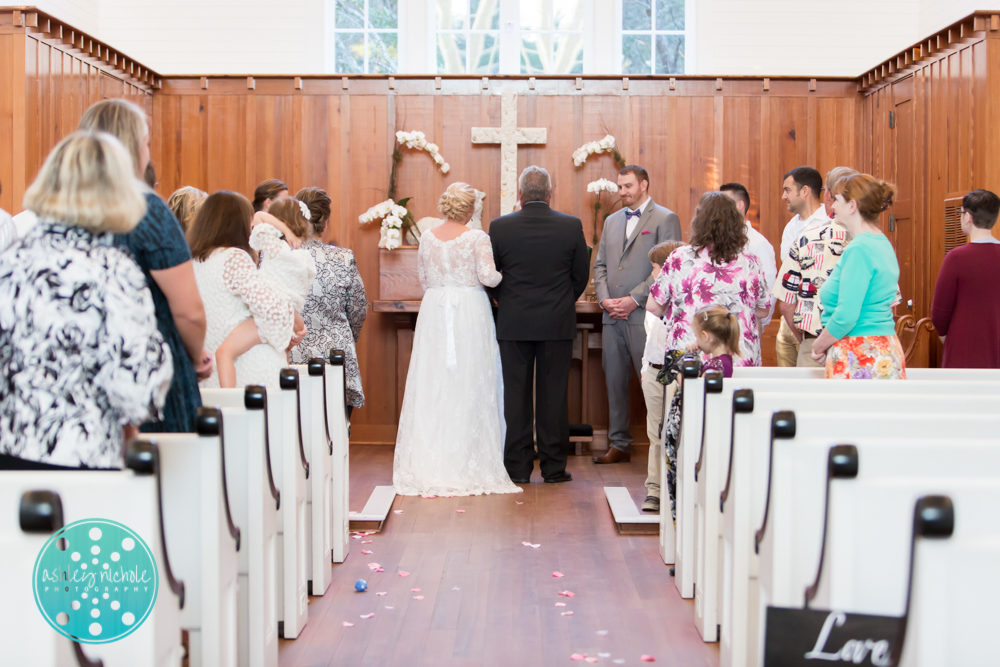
[392,229,522,496]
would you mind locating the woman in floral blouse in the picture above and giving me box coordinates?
[645,192,769,520]
[0,132,173,469]
[290,188,368,411]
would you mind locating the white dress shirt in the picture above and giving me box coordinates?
[0,208,14,254]
[744,221,777,326]
[779,204,829,264]
[12,209,38,240]
[625,196,650,240]
[640,309,667,376]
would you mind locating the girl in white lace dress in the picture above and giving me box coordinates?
[189,191,299,389]
[393,183,521,496]
[214,199,316,387]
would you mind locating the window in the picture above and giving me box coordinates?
[434,0,587,75]
[436,0,500,74]
[621,0,686,75]
[518,0,584,75]
[331,0,399,74]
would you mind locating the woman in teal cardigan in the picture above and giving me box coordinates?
[810,173,906,379]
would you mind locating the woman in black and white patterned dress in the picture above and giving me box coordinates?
[0,132,172,470]
[290,188,368,410]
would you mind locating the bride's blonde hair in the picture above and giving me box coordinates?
[438,182,476,222]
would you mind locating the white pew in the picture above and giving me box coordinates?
[668,357,705,598]
[680,374,1000,628]
[735,411,1000,667]
[325,350,351,564]
[899,495,1000,665]
[719,394,1000,666]
[273,369,309,639]
[733,366,1000,381]
[200,386,280,667]
[147,409,240,667]
[0,441,185,667]
[809,472,1000,616]
[293,359,332,595]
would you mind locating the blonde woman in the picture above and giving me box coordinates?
[393,183,521,497]
[78,99,209,433]
[167,186,208,233]
[0,132,172,469]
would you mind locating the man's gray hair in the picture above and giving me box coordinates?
[518,166,551,203]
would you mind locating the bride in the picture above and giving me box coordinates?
[393,183,521,496]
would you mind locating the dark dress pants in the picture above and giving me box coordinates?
[499,339,572,480]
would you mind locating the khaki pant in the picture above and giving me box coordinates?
[642,371,674,497]
[776,319,801,367]
[796,336,824,368]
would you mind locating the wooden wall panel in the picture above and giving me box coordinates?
[0,20,153,215]
[861,30,1000,336]
[151,77,859,441]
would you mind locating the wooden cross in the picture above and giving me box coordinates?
[471,91,547,215]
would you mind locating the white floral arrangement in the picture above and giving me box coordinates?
[396,130,451,174]
[359,198,410,250]
[587,178,619,194]
[572,134,617,167]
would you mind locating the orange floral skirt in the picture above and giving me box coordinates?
[825,335,907,380]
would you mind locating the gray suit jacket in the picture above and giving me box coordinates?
[593,198,682,325]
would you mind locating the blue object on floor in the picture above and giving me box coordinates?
[355,579,368,592]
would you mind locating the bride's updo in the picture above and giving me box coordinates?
[438,182,477,222]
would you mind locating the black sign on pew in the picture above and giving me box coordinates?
[763,607,901,667]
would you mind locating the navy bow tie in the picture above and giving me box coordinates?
[625,209,641,220]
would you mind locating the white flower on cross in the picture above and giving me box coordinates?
[359,198,412,250]
[587,179,619,194]
[396,130,451,174]
[572,134,617,167]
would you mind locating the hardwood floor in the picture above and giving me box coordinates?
[279,445,720,667]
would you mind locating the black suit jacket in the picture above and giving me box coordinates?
[488,202,590,341]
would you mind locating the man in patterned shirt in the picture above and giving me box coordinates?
[773,167,857,367]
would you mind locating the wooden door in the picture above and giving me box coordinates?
[890,77,915,316]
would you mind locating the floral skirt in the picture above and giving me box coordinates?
[825,335,907,380]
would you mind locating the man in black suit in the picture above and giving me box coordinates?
[489,166,590,484]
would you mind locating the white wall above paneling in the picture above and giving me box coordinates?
[31,0,1000,76]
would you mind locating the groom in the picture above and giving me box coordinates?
[489,166,590,484]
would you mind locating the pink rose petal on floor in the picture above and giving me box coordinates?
[456,509,466,513]
[394,510,403,514]
[398,571,410,577]
[516,501,524,505]
[585,659,599,664]
[362,550,373,555]
[559,590,576,597]
[596,630,609,636]
[376,568,385,572]
[421,495,436,499]
[352,535,363,540]
[360,613,374,619]
[365,531,377,535]
[570,654,586,661]
[411,588,421,592]
[413,595,424,600]
[552,572,565,578]
[342,621,354,627]
[561,611,574,616]
[362,540,372,544]
[641,656,656,662]
[376,592,387,596]
[555,602,566,607]
[367,562,381,570]
[521,541,541,548]
[599,653,611,658]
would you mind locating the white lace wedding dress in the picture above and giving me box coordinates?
[392,229,522,496]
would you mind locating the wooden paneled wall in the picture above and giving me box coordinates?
[0,9,155,215]
[151,75,860,442]
[858,12,1000,363]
